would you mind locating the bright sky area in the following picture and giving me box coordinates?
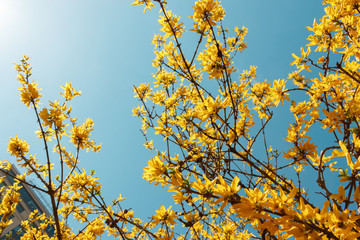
[0,0,326,237]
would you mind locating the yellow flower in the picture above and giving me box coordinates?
[38,100,69,131]
[270,79,289,106]
[7,135,29,158]
[132,0,155,13]
[153,69,177,88]
[60,82,81,101]
[85,218,105,236]
[143,155,167,186]
[212,176,241,210]
[158,10,185,39]
[133,83,151,100]
[197,43,235,79]
[19,81,42,108]
[330,185,346,204]
[153,205,177,226]
[68,169,101,201]
[152,34,165,49]
[191,0,225,33]
[191,174,216,199]
[70,118,101,152]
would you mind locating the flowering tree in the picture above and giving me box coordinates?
[2,0,360,239]
[2,55,161,239]
[132,0,360,239]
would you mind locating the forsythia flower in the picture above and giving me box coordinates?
[7,135,29,158]
[68,170,102,201]
[191,0,225,33]
[19,81,42,108]
[152,34,165,49]
[143,155,166,186]
[153,69,177,88]
[61,82,81,101]
[133,83,151,100]
[132,105,146,117]
[39,100,68,129]
[0,184,21,216]
[153,205,177,226]
[70,118,101,152]
[227,26,248,52]
[158,10,185,39]
[132,0,155,13]
[197,43,235,79]
[85,218,105,236]
[270,79,289,106]
[213,176,241,210]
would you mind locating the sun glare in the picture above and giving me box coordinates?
[0,1,19,29]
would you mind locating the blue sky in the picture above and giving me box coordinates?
[0,0,326,235]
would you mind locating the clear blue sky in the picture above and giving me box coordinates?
[0,0,325,236]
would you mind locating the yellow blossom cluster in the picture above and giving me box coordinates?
[7,135,29,159]
[2,56,152,239]
[0,180,21,235]
[132,0,360,239]
[14,55,42,109]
